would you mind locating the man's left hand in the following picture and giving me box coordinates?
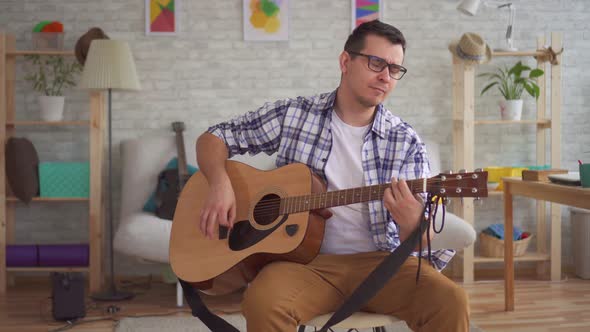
[382,177,424,242]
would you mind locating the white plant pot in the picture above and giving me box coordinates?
[499,99,523,120]
[38,96,65,121]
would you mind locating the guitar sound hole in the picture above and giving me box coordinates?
[253,194,281,226]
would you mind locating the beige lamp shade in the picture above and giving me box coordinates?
[80,40,140,91]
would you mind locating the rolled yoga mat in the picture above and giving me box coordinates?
[38,244,89,266]
[6,245,38,266]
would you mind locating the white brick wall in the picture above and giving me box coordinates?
[1,0,589,275]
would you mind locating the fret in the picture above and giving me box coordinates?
[281,197,289,214]
[286,196,291,214]
[279,177,431,215]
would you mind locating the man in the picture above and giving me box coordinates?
[196,20,469,331]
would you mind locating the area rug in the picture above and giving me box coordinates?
[115,314,484,332]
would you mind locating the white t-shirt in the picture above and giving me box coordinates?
[319,111,378,254]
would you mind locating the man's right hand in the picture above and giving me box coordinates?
[199,177,237,240]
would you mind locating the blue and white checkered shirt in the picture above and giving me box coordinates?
[207,90,455,271]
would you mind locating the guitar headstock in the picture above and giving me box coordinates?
[172,121,186,133]
[429,170,488,198]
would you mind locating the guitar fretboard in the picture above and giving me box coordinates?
[279,179,428,214]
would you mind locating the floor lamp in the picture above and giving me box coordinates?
[80,40,141,301]
[457,0,518,52]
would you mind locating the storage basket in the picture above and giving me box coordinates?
[479,232,533,257]
[39,162,89,198]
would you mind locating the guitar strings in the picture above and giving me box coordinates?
[245,177,487,217]
[249,178,484,203]
[250,180,485,209]
[250,184,485,216]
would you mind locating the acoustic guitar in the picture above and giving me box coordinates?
[169,162,487,295]
[155,121,190,220]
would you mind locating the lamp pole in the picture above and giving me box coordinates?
[90,88,134,301]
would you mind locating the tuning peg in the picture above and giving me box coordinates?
[458,169,466,173]
[474,168,483,173]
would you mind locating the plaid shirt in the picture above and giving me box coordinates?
[208,90,455,270]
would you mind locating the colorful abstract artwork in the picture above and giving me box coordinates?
[243,0,289,41]
[351,0,382,31]
[146,0,178,35]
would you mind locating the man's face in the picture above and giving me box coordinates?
[340,34,405,108]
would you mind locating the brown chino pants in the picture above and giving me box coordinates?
[241,252,469,332]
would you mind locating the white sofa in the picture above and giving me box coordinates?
[113,133,476,305]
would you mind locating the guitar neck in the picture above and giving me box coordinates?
[172,121,189,190]
[175,133,189,178]
[280,179,429,214]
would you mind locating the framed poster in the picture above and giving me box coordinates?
[244,0,289,41]
[146,0,178,35]
[351,0,383,31]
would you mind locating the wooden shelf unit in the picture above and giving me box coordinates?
[6,120,90,127]
[458,252,550,263]
[0,32,105,294]
[6,197,90,202]
[7,266,89,272]
[451,33,563,283]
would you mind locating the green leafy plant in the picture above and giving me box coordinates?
[24,55,82,96]
[479,61,544,100]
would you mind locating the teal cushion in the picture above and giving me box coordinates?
[143,158,199,213]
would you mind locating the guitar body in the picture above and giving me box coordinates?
[170,161,326,295]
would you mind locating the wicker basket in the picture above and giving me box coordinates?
[479,232,533,257]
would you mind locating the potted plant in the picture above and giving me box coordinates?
[479,61,544,120]
[24,55,82,121]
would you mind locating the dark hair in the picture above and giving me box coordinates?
[344,20,406,54]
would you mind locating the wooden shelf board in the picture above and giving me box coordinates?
[7,197,89,202]
[7,266,88,272]
[487,190,504,196]
[492,51,545,57]
[6,50,74,56]
[458,252,550,263]
[6,121,90,127]
[474,120,551,125]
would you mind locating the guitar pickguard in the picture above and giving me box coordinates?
[228,214,291,251]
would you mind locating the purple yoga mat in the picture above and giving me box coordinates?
[6,245,38,267]
[38,244,89,267]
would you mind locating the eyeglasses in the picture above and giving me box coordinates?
[346,51,407,80]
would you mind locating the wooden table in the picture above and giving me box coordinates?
[503,177,590,311]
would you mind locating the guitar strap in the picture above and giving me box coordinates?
[179,197,440,332]
[177,278,241,332]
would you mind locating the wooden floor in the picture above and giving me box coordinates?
[1,276,589,332]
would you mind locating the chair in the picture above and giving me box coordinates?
[113,132,277,306]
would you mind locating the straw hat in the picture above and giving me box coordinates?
[75,27,109,65]
[448,32,492,64]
